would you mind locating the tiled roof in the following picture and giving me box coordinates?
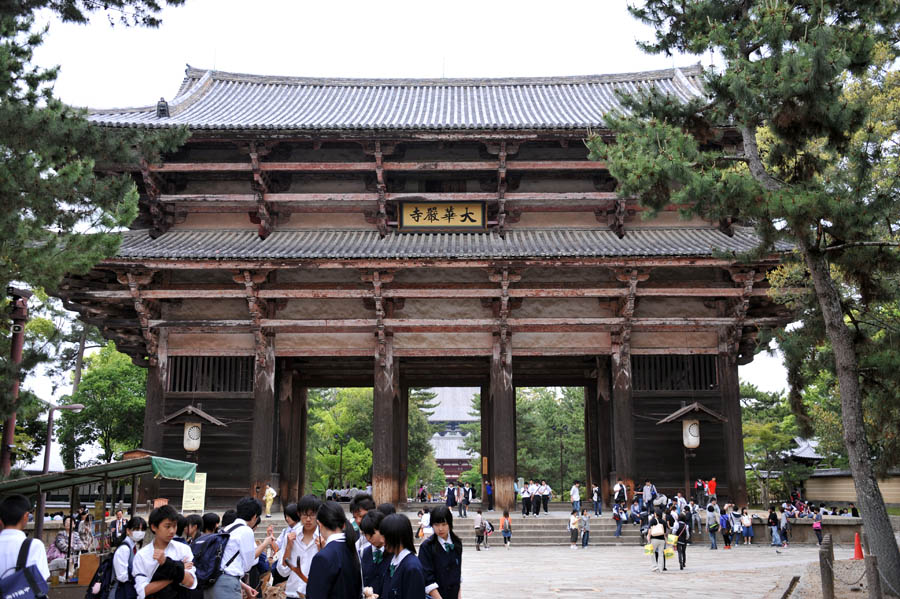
[88,65,706,131]
[114,227,790,260]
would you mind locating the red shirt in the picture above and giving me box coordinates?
[707,480,717,495]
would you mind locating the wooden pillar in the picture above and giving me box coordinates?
[597,357,613,503]
[480,385,492,497]
[373,336,401,506]
[296,385,309,497]
[612,346,635,491]
[398,386,409,505]
[584,381,602,501]
[490,335,515,512]
[718,351,748,507]
[250,334,276,498]
[140,329,166,504]
[278,361,305,504]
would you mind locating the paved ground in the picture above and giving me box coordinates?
[456,541,856,598]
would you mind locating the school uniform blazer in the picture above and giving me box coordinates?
[418,535,461,599]
[305,539,362,599]
[382,553,426,599]
[360,546,391,597]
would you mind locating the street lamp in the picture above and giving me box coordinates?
[333,433,351,489]
[35,402,84,539]
[550,424,568,497]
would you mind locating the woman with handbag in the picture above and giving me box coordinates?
[646,510,668,573]
[812,507,823,545]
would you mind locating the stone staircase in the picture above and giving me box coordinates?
[467,513,644,547]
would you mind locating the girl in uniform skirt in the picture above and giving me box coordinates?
[418,505,462,599]
[306,501,362,599]
[379,514,427,599]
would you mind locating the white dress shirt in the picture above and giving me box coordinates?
[0,530,50,583]
[389,548,410,569]
[221,519,256,577]
[113,536,137,583]
[276,523,320,598]
[133,540,196,599]
[570,486,580,501]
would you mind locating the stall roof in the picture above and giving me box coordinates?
[0,457,196,496]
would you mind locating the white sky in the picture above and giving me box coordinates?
[23,0,788,427]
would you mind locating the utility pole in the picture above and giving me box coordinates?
[1,287,31,477]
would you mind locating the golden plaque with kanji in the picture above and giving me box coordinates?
[399,202,486,231]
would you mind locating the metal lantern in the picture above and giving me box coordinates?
[682,419,700,449]
[184,421,202,452]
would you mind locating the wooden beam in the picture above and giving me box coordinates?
[145,159,607,174]
[69,284,795,301]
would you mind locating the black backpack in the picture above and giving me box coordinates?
[190,523,245,589]
[84,554,114,599]
[0,538,48,599]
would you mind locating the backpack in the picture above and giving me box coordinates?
[483,521,493,534]
[190,523,245,589]
[0,538,49,599]
[85,553,115,599]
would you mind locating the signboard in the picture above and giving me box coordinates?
[182,472,207,512]
[399,201,486,231]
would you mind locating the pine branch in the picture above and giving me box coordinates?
[823,241,900,251]
[740,125,784,191]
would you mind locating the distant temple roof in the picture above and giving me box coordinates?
[88,65,706,131]
[427,388,479,423]
[114,227,790,261]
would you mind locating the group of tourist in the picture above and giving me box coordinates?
[325,485,373,503]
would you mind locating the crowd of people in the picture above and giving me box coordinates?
[0,491,469,599]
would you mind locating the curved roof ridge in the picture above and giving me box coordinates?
[180,64,704,88]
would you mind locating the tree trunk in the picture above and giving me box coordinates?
[802,240,900,591]
[71,330,87,396]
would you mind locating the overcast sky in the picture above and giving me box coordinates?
[25,0,789,406]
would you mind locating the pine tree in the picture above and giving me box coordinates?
[0,1,187,416]
[584,1,900,587]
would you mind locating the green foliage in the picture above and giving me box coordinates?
[305,387,443,497]
[57,341,146,464]
[584,0,900,479]
[460,387,585,499]
[0,0,187,422]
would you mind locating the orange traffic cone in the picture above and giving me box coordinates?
[852,532,864,560]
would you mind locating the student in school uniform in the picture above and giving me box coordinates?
[418,506,462,599]
[0,494,50,588]
[205,497,261,599]
[132,505,197,599]
[111,516,147,599]
[380,514,427,599]
[277,496,322,599]
[305,501,362,599]
[349,494,376,558]
[359,510,392,598]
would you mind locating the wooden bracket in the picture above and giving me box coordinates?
[119,271,160,365]
[496,142,508,236]
[612,268,650,357]
[140,161,177,238]
[725,268,761,360]
[374,142,388,237]
[236,269,272,367]
[248,142,277,239]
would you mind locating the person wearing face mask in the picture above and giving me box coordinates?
[111,517,147,599]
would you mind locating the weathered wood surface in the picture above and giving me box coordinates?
[249,335,276,498]
[373,337,401,506]
[718,352,748,507]
[140,329,166,504]
[490,335,516,512]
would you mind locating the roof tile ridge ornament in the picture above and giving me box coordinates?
[178,65,703,88]
[167,68,215,117]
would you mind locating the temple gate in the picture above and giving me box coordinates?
[60,65,792,510]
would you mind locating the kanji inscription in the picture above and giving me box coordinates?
[399,202,486,231]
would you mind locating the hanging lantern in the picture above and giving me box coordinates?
[683,419,700,449]
[184,421,202,452]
